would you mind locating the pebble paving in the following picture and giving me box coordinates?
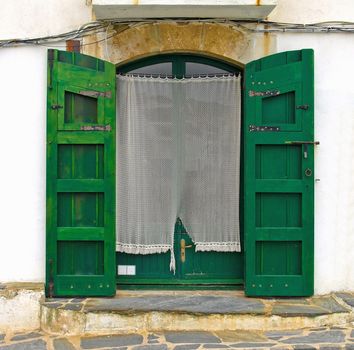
[2,328,354,349]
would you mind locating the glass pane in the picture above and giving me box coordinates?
[127,62,172,75]
[185,62,230,76]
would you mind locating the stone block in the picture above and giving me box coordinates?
[81,334,143,349]
[164,331,221,344]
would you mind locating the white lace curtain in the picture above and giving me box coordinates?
[116,74,241,272]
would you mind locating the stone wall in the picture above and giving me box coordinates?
[83,22,276,66]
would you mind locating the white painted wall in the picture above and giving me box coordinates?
[0,0,91,39]
[0,0,90,282]
[268,0,354,294]
[1,0,354,294]
[274,33,354,294]
[0,47,47,281]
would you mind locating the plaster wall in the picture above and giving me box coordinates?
[0,0,91,39]
[0,0,354,294]
[0,47,48,282]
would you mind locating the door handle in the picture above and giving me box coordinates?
[285,141,320,159]
[180,239,193,263]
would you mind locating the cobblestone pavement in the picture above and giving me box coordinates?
[1,328,354,349]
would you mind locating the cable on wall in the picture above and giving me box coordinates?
[1,19,354,48]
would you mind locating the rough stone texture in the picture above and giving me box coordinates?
[70,298,84,303]
[0,339,47,350]
[173,345,200,350]
[0,335,4,341]
[265,330,303,339]
[272,303,330,317]
[3,327,354,349]
[351,330,354,338]
[62,303,82,311]
[0,289,43,333]
[165,331,221,344]
[83,296,264,314]
[230,342,276,348]
[312,296,349,313]
[273,298,310,305]
[81,334,144,349]
[83,22,260,67]
[41,302,63,309]
[133,345,168,350]
[335,293,354,307]
[203,344,229,348]
[53,338,76,350]
[281,331,345,344]
[84,295,265,315]
[216,330,267,343]
[11,332,42,341]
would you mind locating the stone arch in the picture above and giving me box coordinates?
[84,22,257,68]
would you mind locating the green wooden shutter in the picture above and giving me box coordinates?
[244,49,314,296]
[46,49,116,297]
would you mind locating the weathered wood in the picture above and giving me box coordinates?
[244,49,314,296]
[46,49,116,297]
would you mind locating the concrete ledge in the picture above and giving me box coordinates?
[1,284,354,335]
[40,291,354,336]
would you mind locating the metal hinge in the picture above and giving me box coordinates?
[249,90,280,97]
[80,124,111,131]
[249,125,280,132]
[296,104,309,110]
[48,49,55,89]
[51,104,63,110]
[79,90,112,99]
[48,259,54,298]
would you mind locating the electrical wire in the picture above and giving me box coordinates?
[1,18,354,48]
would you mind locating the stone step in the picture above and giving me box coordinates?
[40,291,354,336]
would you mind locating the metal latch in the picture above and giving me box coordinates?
[285,141,320,159]
[296,104,309,110]
[180,239,193,263]
[79,90,112,98]
[51,104,63,110]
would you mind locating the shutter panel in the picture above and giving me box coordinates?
[244,49,314,296]
[46,49,116,297]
